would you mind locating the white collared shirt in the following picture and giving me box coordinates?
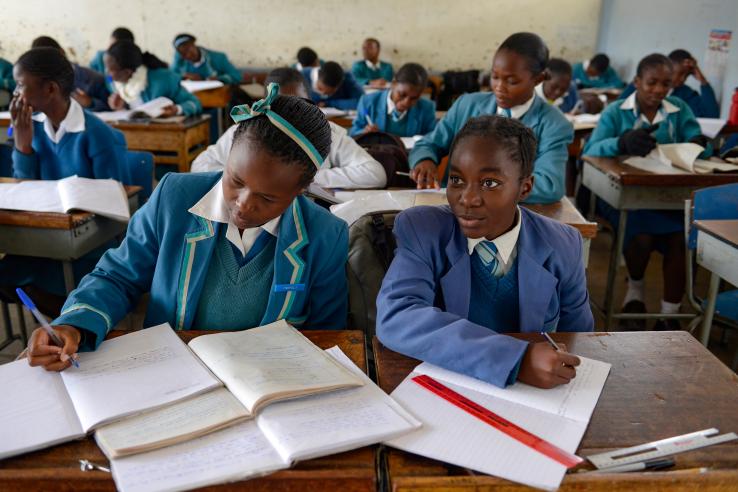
[188,178,281,257]
[193,49,206,68]
[386,89,407,120]
[31,99,86,144]
[496,94,536,120]
[466,207,522,277]
[534,83,564,108]
[582,59,599,79]
[619,92,680,125]
[310,67,321,94]
[365,60,381,71]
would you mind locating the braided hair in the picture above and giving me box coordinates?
[16,47,75,97]
[232,95,332,186]
[449,115,537,178]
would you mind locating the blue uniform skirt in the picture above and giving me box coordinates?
[596,199,684,251]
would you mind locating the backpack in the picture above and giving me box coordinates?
[353,132,415,188]
[437,70,481,110]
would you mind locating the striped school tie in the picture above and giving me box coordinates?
[501,108,512,118]
[475,240,501,277]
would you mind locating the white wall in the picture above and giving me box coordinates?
[597,0,738,116]
[0,0,601,73]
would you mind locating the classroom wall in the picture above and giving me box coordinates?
[0,0,601,73]
[596,0,738,116]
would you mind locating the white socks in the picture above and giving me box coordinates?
[660,300,681,315]
[623,277,645,306]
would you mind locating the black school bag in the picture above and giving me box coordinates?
[437,70,481,110]
[353,131,415,188]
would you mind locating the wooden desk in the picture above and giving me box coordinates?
[193,86,231,137]
[0,182,141,294]
[695,219,738,346]
[373,331,738,491]
[111,115,210,173]
[327,114,355,129]
[582,155,738,330]
[0,330,376,492]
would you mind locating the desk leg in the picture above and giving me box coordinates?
[62,261,75,294]
[582,238,591,268]
[217,107,224,137]
[604,210,627,331]
[700,272,720,347]
[0,301,16,351]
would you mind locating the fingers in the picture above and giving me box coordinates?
[555,363,577,380]
[44,358,73,372]
[559,352,581,367]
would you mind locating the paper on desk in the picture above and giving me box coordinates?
[181,80,225,93]
[401,135,423,149]
[0,110,11,120]
[320,107,348,118]
[697,118,727,139]
[565,112,601,129]
[330,189,447,226]
[414,356,611,423]
[95,97,175,121]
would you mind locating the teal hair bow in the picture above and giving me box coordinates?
[230,83,324,169]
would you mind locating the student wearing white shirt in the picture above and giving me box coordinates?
[192,68,387,189]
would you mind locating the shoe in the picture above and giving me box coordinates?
[653,318,682,331]
[619,300,647,331]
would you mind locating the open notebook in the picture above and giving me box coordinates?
[0,320,363,460]
[0,176,131,222]
[625,143,738,174]
[95,97,175,122]
[330,189,447,226]
[385,357,611,490]
[109,347,420,492]
[180,80,224,93]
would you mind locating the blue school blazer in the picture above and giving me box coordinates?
[572,63,625,89]
[376,205,594,388]
[0,58,15,91]
[89,50,106,74]
[350,89,437,137]
[53,172,349,350]
[107,68,203,116]
[409,92,573,204]
[172,47,243,85]
[619,82,719,119]
[302,67,365,110]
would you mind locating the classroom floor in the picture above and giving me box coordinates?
[2,224,737,370]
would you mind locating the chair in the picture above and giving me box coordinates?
[122,151,154,201]
[685,183,738,364]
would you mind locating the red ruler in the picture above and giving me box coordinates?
[412,374,583,468]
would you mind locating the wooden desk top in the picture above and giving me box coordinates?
[0,180,141,230]
[110,114,211,131]
[374,332,738,491]
[0,330,375,492]
[524,197,598,239]
[695,219,738,249]
[583,155,738,187]
[192,85,231,108]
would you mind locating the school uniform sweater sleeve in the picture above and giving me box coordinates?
[603,67,625,88]
[12,148,40,179]
[418,99,438,135]
[328,74,364,110]
[409,95,465,167]
[164,71,202,116]
[171,52,187,75]
[351,61,371,86]
[0,59,15,91]
[556,226,595,332]
[376,210,529,388]
[210,50,242,85]
[314,123,387,188]
[350,94,371,136]
[581,103,623,157]
[697,84,720,118]
[52,173,171,349]
[524,110,573,204]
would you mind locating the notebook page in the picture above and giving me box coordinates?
[0,180,63,213]
[0,360,85,460]
[95,388,251,458]
[257,346,420,462]
[110,421,286,492]
[414,356,610,423]
[57,176,130,222]
[181,80,224,93]
[386,374,585,490]
[94,110,134,122]
[694,159,738,173]
[129,97,174,117]
[188,320,362,413]
[60,323,221,431]
[697,118,726,139]
[659,143,704,172]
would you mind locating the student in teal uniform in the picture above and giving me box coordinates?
[572,53,624,89]
[25,85,349,371]
[377,115,592,388]
[583,53,709,330]
[105,40,202,117]
[171,33,242,85]
[535,58,578,114]
[1,47,128,313]
[351,38,394,87]
[89,27,134,74]
[410,32,573,204]
[350,63,436,137]
[0,57,15,103]
[302,62,364,110]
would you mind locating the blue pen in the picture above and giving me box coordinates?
[6,125,12,137]
[16,288,80,368]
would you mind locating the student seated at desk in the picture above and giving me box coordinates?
[376,115,592,388]
[350,63,436,138]
[105,40,201,117]
[572,53,624,89]
[303,61,364,110]
[292,46,323,71]
[192,67,386,189]
[25,86,350,371]
[351,37,394,88]
[620,49,720,118]
[0,56,15,105]
[171,33,242,85]
[89,26,134,74]
[583,53,709,330]
[9,47,127,180]
[535,57,578,114]
[410,32,573,204]
[31,36,110,112]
